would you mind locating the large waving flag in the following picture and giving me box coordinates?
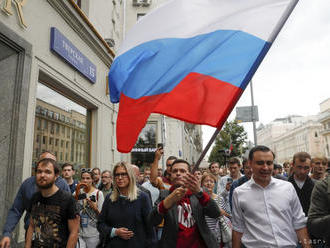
[110,0,298,153]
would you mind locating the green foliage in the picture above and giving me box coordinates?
[208,120,248,165]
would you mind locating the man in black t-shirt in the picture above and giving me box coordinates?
[25,158,80,248]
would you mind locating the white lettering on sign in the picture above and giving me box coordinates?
[131,148,157,153]
[62,40,84,65]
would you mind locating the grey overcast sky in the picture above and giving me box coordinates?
[203,0,330,149]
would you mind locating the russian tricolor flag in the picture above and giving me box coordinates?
[109,0,298,153]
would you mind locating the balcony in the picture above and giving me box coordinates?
[318,110,330,123]
[320,127,330,135]
[133,0,151,7]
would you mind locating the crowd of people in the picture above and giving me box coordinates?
[0,145,329,248]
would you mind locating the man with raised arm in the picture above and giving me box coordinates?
[148,159,220,248]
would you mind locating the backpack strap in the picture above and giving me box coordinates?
[97,190,99,201]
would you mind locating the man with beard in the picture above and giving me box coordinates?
[232,146,311,248]
[148,159,220,248]
[0,151,70,248]
[25,158,79,248]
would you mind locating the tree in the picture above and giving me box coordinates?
[208,120,248,166]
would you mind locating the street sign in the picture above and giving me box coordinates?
[236,106,259,122]
[50,27,97,84]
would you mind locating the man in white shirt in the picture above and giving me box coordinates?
[232,145,311,248]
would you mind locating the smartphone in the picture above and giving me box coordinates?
[227,178,233,184]
[157,143,163,149]
[78,193,87,200]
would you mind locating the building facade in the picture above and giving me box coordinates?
[319,98,330,158]
[0,0,128,243]
[74,0,124,51]
[273,119,323,163]
[257,115,325,163]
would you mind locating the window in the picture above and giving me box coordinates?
[33,83,90,172]
[50,123,55,134]
[137,13,146,21]
[37,119,41,130]
[36,106,41,114]
[43,120,48,130]
[41,108,47,116]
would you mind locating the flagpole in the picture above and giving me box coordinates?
[193,127,221,171]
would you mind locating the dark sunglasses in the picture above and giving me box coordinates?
[114,172,128,178]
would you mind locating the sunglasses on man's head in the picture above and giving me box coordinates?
[81,168,92,173]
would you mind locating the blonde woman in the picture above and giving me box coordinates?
[97,162,155,248]
[74,169,104,248]
[201,173,231,248]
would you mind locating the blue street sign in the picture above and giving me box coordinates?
[50,27,96,84]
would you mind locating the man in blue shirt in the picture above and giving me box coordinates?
[0,151,70,248]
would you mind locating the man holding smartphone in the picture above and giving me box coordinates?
[150,144,177,190]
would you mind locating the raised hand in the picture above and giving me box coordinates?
[154,147,164,161]
[183,173,201,195]
[163,187,187,209]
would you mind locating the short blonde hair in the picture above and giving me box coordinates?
[111,162,138,202]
